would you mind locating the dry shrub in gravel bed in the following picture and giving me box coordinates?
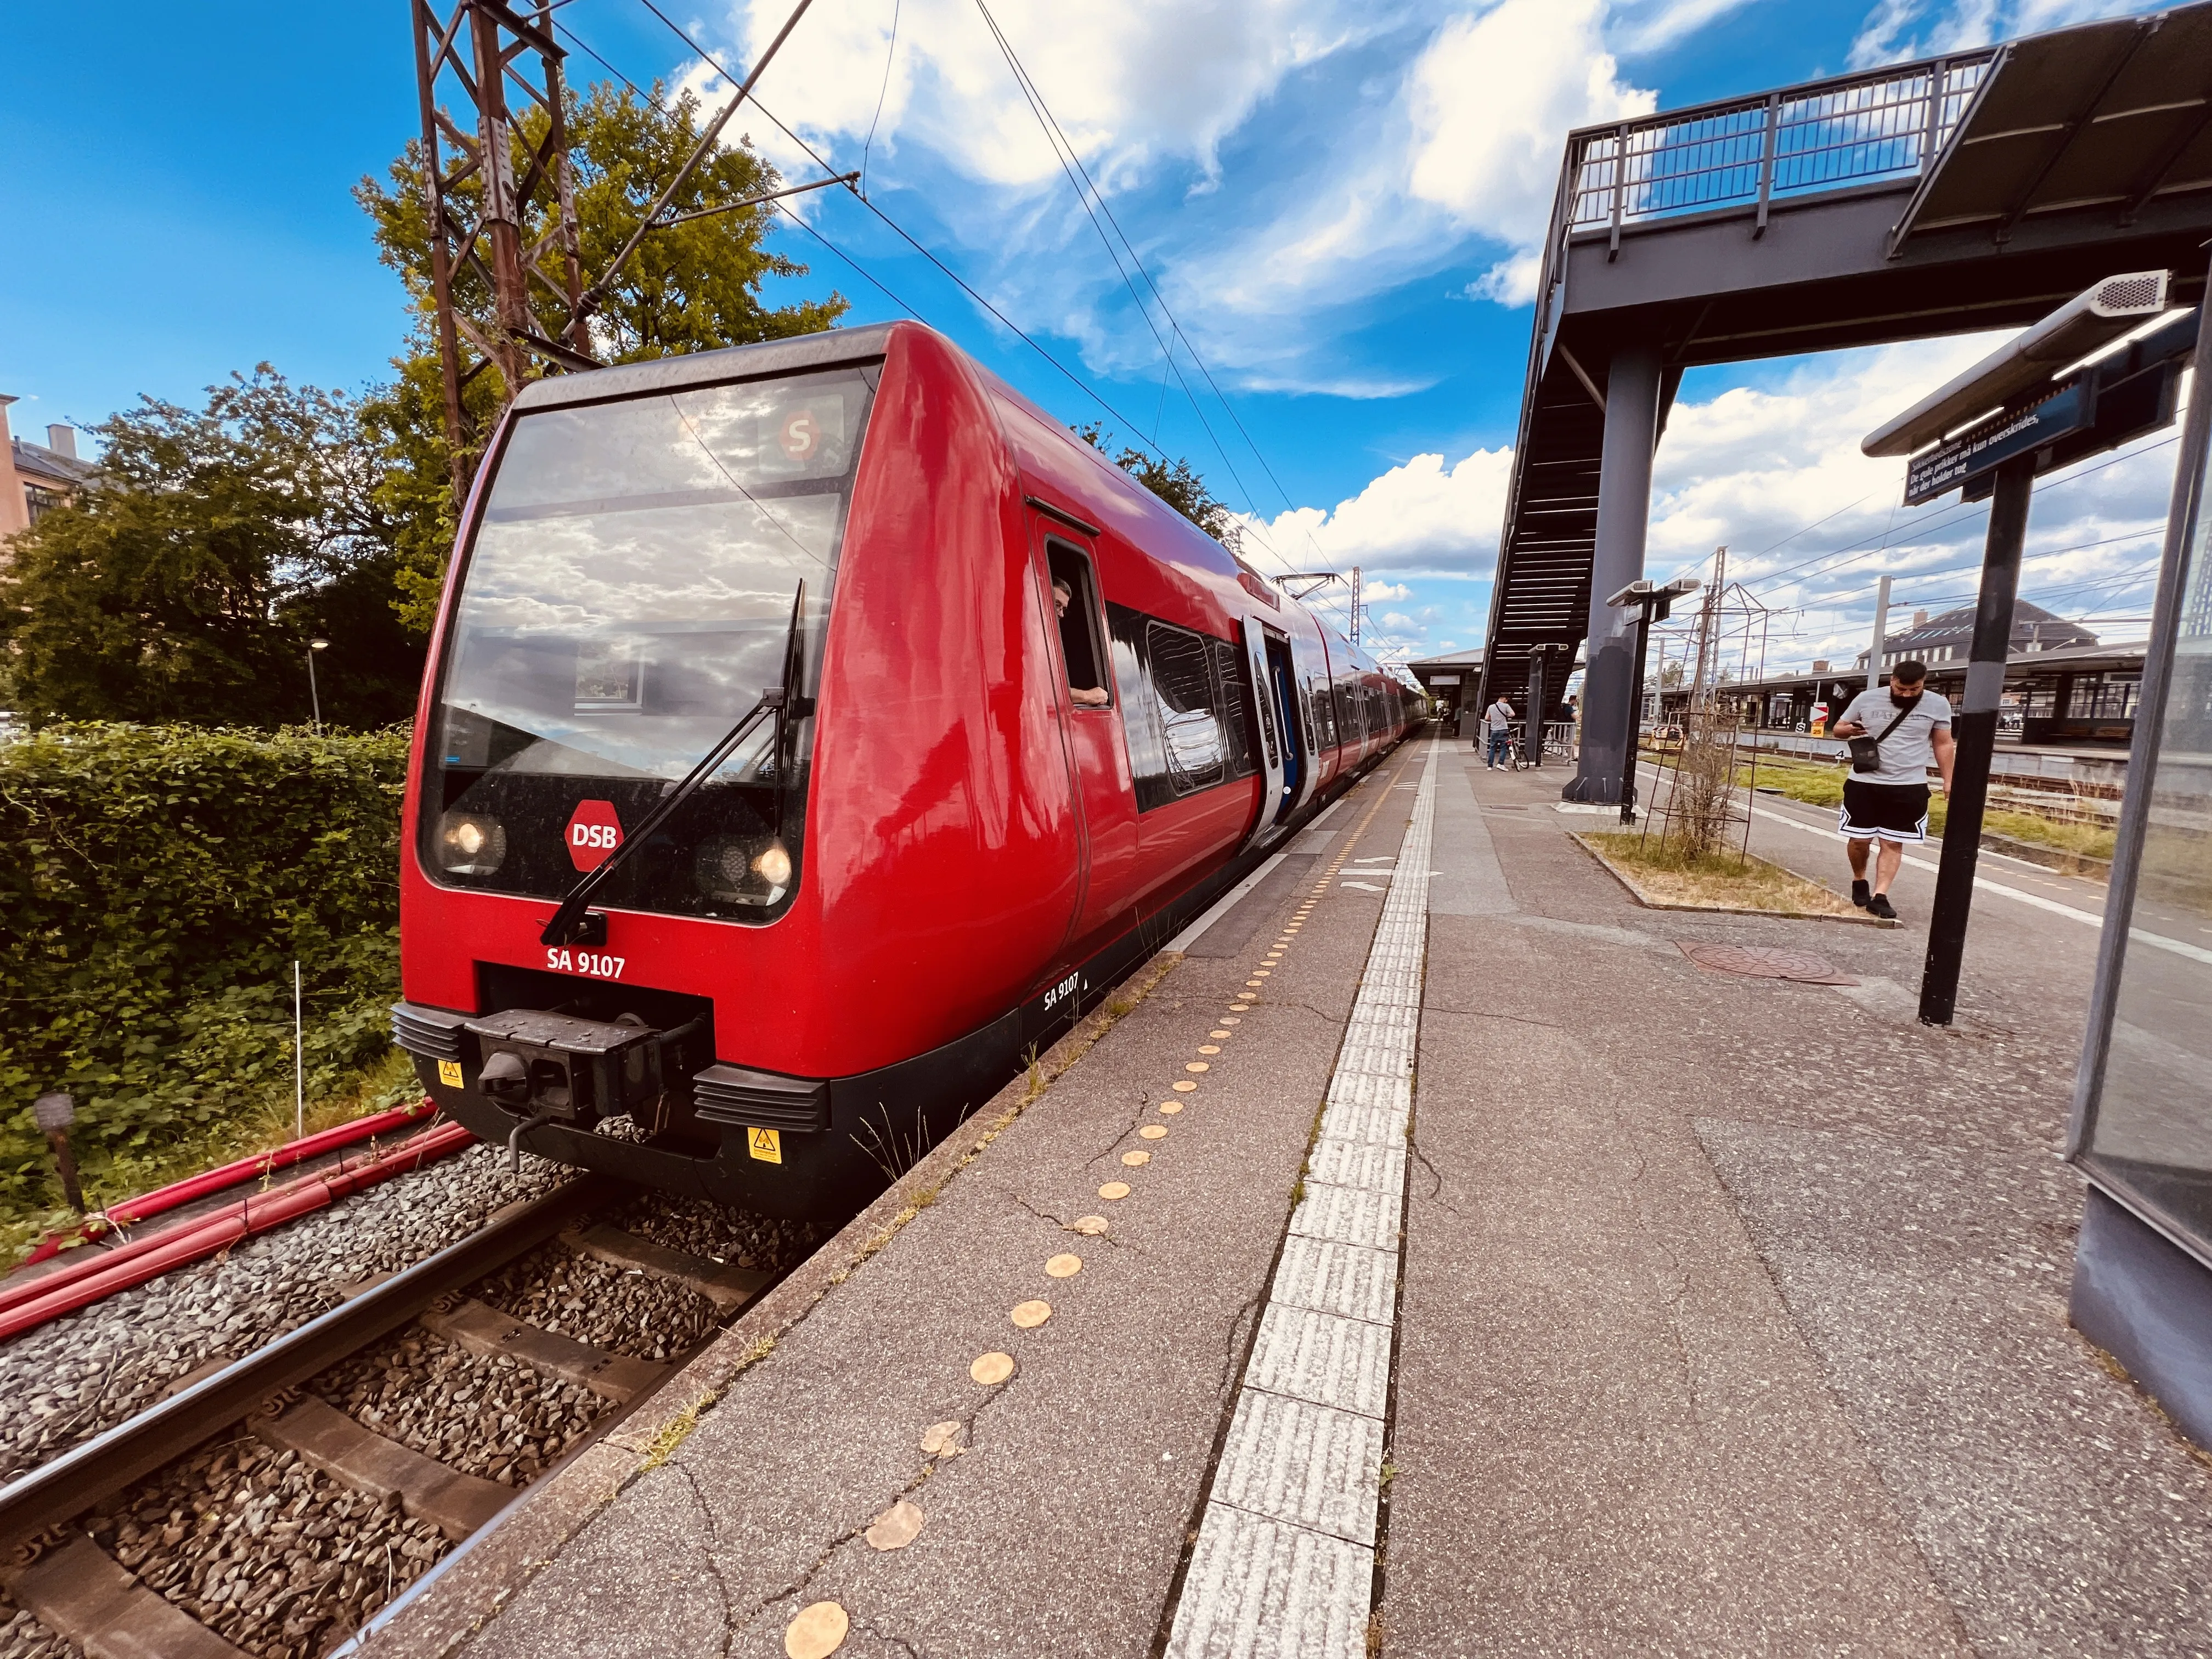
[473,1244,719,1360]
[86,1436,444,1659]
[0,1602,78,1659]
[312,1330,602,1486]
[612,1192,822,1271]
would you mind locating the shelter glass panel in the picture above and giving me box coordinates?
[2080,435,2212,1257]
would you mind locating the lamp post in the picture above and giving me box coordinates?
[1605,578,1701,825]
[308,638,330,733]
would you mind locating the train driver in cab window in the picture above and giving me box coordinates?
[1052,575,1111,707]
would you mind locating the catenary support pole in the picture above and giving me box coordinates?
[1866,573,1892,688]
[1570,343,1663,802]
[1919,454,2032,1025]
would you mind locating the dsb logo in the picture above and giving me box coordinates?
[565,799,624,872]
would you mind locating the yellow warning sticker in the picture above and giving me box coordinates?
[437,1059,464,1088]
[748,1126,783,1165]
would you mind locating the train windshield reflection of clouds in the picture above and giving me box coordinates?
[424,366,877,918]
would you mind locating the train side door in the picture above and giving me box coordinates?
[1040,531,1139,954]
[1238,617,1289,848]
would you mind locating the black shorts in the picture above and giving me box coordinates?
[1839,778,1931,842]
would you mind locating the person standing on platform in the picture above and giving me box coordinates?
[1828,659,1954,921]
[1481,695,1516,769]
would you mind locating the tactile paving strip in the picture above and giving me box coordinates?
[1167,741,1437,1658]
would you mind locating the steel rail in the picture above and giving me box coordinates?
[0,1173,617,1562]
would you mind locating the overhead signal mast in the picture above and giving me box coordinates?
[410,0,594,500]
[409,0,824,498]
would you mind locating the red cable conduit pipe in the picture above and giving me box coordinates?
[0,1120,479,1342]
[13,1099,441,1269]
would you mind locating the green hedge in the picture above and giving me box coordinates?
[0,724,412,1206]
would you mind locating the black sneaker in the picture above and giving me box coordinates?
[1867,894,1898,920]
[1851,879,1870,908]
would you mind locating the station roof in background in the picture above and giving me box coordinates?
[1481,2,2212,704]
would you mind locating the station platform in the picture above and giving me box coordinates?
[368,736,2212,1658]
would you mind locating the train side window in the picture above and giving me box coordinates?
[1146,622,1226,793]
[1046,543,1110,708]
[1210,638,1256,780]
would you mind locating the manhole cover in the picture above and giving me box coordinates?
[1678,942,1857,985]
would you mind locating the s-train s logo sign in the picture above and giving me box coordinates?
[565,799,624,872]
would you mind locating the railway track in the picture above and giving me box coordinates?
[0,1173,808,1659]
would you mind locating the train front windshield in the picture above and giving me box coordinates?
[421,364,877,922]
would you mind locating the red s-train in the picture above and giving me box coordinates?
[392,321,1417,1219]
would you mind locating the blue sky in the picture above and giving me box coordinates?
[0,0,2185,672]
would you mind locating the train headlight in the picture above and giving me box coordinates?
[752,840,792,888]
[696,835,793,904]
[438,812,507,876]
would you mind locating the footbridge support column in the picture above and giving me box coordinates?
[1566,343,1662,803]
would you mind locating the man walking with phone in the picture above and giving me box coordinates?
[1828,659,1954,920]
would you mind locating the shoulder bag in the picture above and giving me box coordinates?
[1848,695,1920,775]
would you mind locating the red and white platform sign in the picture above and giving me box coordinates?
[565,799,624,871]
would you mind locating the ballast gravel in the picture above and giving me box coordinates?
[611,1190,822,1269]
[473,1243,719,1361]
[0,1602,78,1659]
[86,1436,447,1659]
[0,1146,569,1481]
[312,1330,604,1486]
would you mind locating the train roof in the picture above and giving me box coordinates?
[504,323,1395,681]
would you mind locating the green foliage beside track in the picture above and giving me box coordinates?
[0,724,414,1233]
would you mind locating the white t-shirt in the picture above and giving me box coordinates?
[1484,701,1514,732]
[1837,687,1951,786]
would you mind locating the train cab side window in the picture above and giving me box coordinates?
[1047,543,1110,709]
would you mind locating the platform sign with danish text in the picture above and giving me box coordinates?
[1905,380,2091,505]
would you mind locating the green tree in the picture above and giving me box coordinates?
[357,82,849,634]
[1074,422,1242,548]
[0,368,423,728]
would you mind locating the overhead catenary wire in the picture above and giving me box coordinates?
[963,0,1382,650]
[622,0,1181,461]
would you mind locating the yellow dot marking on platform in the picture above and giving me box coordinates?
[1011,1299,1052,1328]
[1221,1017,1242,1025]
[1098,1182,1131,1200]
[1210,1029,1232,1039]
[1199,1044,1221,1054]
[1172,1080,1198,1092]
[1071,1215,1110,1234]
[786,1601,849,1658]
[1122,1149,1152,1167]
[1253,970,1272,978]
[1186,1061,1210,1073]
[970,1351,1015,1385]
[1245,980,1264,988]
[921,1420,963,1455]
[1046,1252,1084,1278]
[1159,1101,1183,1115]
[1139,1125,1168,1141]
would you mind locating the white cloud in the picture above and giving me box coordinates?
[699,0,1383,189]
[1240,444,1516,578]
[1362,579,1414,601]
[1643,338,2182,666]
[1847,0,2175,70]
[1407,0,1654,285]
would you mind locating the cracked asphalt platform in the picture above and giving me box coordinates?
[370,736,2212,1658]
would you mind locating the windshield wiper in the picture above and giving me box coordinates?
[540,583,805,948]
